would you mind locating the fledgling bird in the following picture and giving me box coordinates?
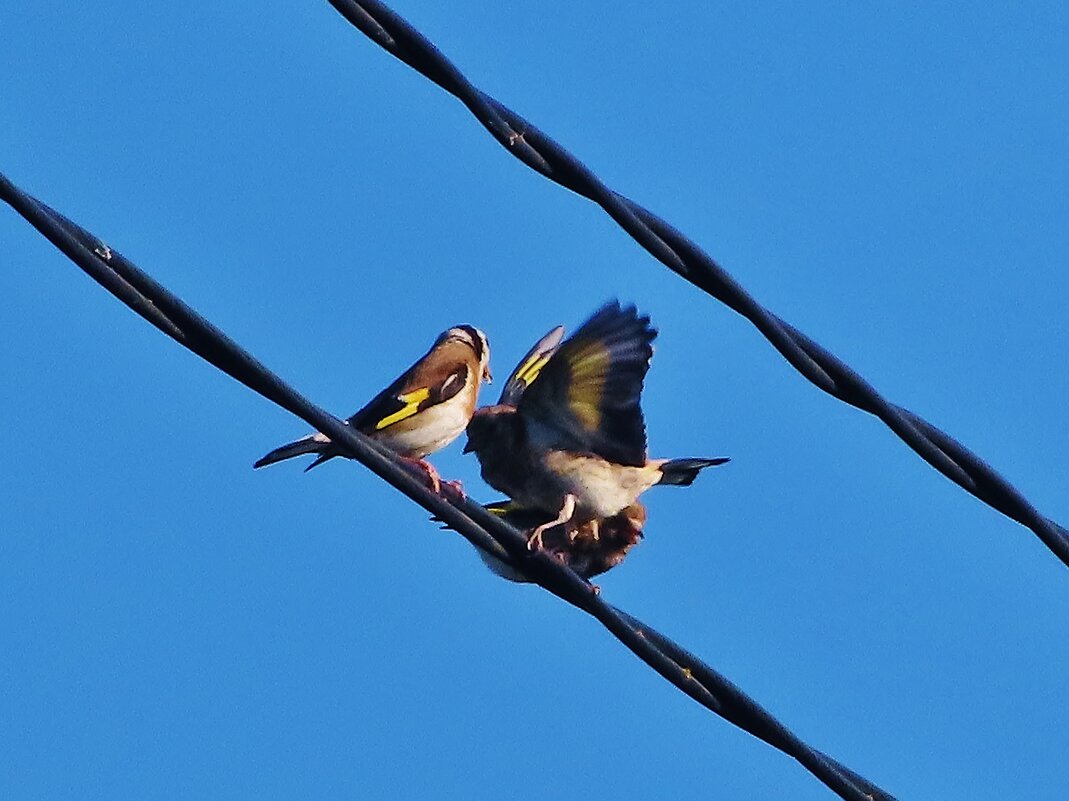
[463,301,727,548]
[255,325,491,490]
[471,501,647,584]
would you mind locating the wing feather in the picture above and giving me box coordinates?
[498,326,565,406]
[350,363,469,433]
[518,301,655,466]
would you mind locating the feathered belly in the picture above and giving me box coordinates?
[539,451,659,520]
[374,394,472,458]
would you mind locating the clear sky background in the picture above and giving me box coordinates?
[2,3,1067,800]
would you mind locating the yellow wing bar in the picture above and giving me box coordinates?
[374,387,431,430]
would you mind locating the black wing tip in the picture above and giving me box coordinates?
[579,303,657,368]
[584,299,656,341]
[560,300,657,365]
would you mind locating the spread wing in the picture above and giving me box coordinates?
[517,301,655,466]
[497,325,565,406]
[348,362,469,434]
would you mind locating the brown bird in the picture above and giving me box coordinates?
[463,301,727,548]
[471,501,647,584]
[255,325,491,490]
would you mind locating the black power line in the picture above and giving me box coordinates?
[1,171,896,801]
[325,0,1069,569]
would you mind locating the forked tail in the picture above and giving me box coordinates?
[253,435,333,470]
[657,457,730,486]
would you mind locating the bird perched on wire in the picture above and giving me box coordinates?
[435,328,644,586]
[254,325,491,491]
[470,501,647,585]
[431,499,645,585]
[463,301,727,549]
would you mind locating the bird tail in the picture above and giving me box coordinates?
[253,435,334,470]
[656,457,730,486]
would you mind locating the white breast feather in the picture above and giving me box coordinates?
[375,390,473,458]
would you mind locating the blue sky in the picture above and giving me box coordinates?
[2,2,1067,799]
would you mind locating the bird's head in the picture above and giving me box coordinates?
[463,405,518,456]
[442,325,492,384]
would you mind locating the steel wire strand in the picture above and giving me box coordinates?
[2,172,896,801]
[325,0,1069,568]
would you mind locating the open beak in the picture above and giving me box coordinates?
[482,364,493,384]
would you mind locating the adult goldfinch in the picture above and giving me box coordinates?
[255,325,491,488]
[463,302,726,548]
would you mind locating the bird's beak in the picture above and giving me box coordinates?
[462,439,474,454]
[482,364,493,384]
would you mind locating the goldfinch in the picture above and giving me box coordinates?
[463,301,727,548]
[471,501,647,583]
[255,325,491,488]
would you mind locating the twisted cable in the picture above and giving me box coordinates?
[3,171,895,800]
[325,0,1068,568]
